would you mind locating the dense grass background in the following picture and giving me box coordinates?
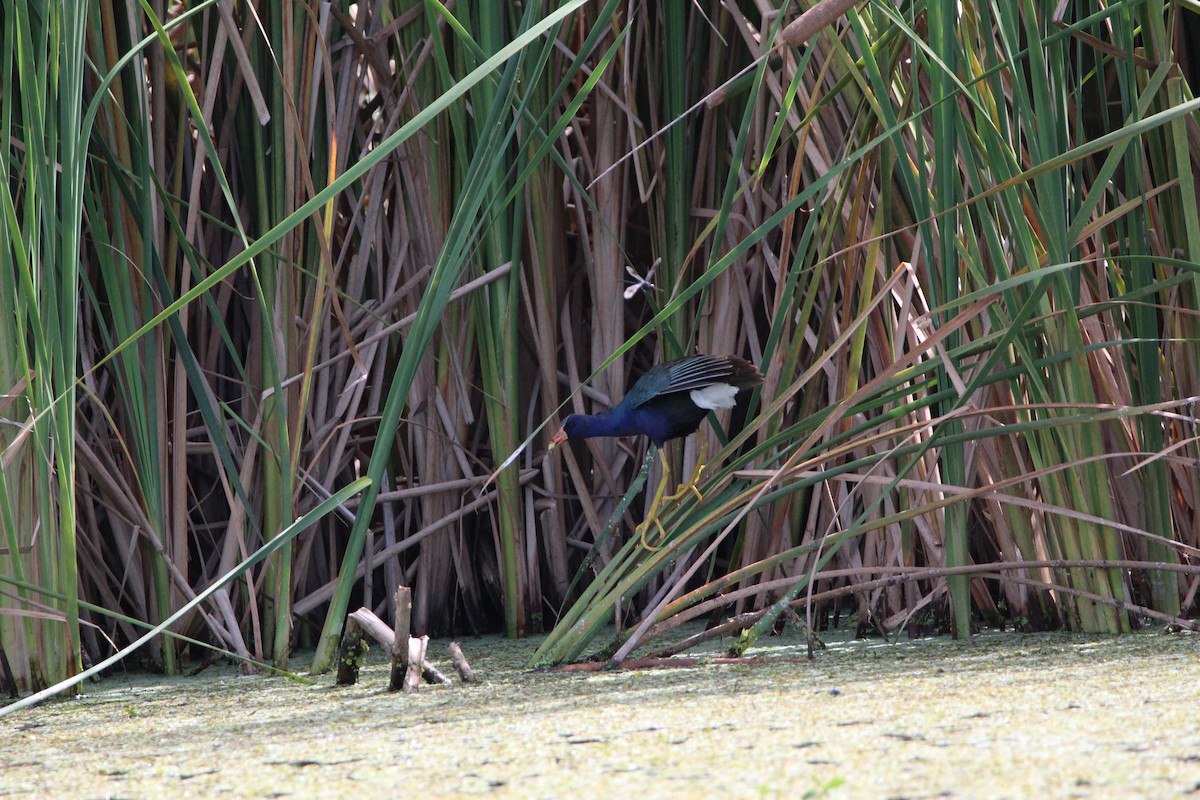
[2,0,1199,694]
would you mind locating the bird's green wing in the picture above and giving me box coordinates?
[627,356,748,408]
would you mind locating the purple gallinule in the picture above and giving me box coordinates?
[550,354,763,548]
[549,355,763,448]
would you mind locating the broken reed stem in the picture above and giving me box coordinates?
[449,641,477,684]
[389,586,413,691]
[347,607,394,643]
[403,636,428,693]
[421,661,453,685]
[335,615,368,685]
[340,605,467,687]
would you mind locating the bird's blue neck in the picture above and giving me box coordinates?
[569,407,645,440]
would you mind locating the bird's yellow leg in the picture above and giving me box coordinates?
[636,449,674,551]
[663,439,707,504]
[638,442,709,551]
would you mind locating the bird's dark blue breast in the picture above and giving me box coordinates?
[632,393,709,447]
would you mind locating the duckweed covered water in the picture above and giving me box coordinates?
[4,629,1198,798]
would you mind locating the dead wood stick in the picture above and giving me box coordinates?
[421,662,453,685]
[448,641,477,684]
[345,606,452,685]
[403,636,428,693]
[389,587,412,691]
[347,607,394,644]
[335,615,368,685]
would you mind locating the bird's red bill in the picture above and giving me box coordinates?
[549,428,568,448]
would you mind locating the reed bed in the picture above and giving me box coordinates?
[1,1,1198,695]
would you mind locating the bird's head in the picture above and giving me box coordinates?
[548,414,582,449]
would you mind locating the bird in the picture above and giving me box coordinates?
[549,354,763,449]
[549,354,763,549]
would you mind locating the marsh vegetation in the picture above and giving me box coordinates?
[1,1,1198,711]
